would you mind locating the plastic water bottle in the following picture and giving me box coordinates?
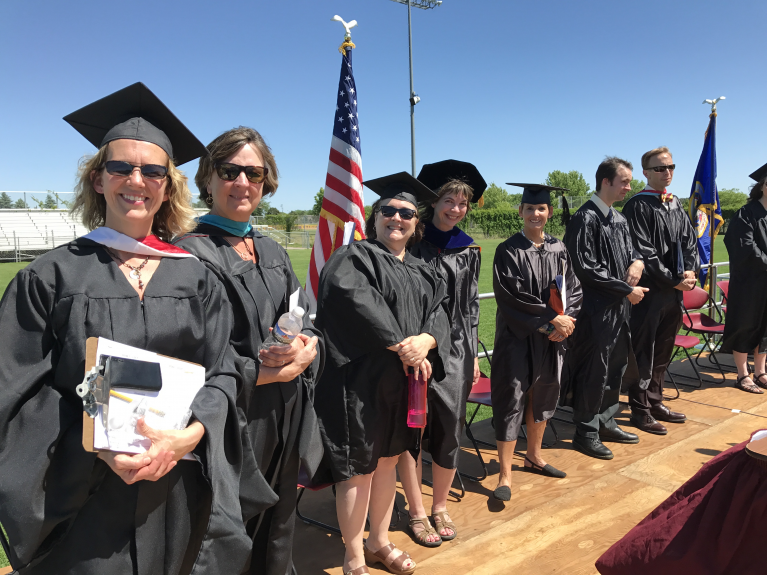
[407,367,428,428]
[259,307,305,351]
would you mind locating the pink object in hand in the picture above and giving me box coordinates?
[407,367,427,428]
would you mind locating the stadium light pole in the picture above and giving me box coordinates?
[389,0,442,176]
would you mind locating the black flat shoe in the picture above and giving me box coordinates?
[493,485,511,501]
[599,426,640,444]
[524,456,567,478]
[572,434,614,460]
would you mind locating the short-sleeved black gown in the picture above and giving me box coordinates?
[175,223,324,575]
[721,200,767,354]
[491,233,583,441]
[0,238,252,575]
[313,239,450,483]
[409,224,480,469]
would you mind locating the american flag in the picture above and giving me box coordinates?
[305,46,366,311]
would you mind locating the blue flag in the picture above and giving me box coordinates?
[689,114,724,287]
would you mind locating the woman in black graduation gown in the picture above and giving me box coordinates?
[0,84,251,574]
[491,185,582,501]
[314,173,450,575]
[721,172,767,394]
[396,161,484,546]
[174,126,322,575]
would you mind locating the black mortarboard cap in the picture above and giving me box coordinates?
[364,172,438,208]
[417,160,488,203]
[63,82,207,166]
[750,162,767,182]
[506,183,570,205]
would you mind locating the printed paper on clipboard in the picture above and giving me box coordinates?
[91,337,203,458]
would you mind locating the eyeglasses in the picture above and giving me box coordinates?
[214,162,269,184]
[378,206,417,220]
[104,161,168,180]
[648,164,676,173]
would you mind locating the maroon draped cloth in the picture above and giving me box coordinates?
[596,430,767,575]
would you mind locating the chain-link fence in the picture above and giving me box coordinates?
[254,229,314,249]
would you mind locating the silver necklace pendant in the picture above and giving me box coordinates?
[129,270,140,280]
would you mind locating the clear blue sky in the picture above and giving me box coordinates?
[1,0,764,211]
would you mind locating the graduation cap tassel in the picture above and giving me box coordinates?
[561,195,570,228]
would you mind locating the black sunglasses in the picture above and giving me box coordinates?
[648,164,676,173]
[104,160,168,180]
[215,162,269,184]
[378,206,417,220]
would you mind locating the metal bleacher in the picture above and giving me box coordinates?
[0,210,89,260]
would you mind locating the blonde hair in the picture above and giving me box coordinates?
[641,146,672,169]
[195,126,279,205]
[70,142,196,241]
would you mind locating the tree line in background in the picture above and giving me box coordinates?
[6,170,746,240]
[0,191,71,210]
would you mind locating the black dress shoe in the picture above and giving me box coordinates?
[572,434,614,460]
[650,403,687,423]
[599,426,639,444]
[630,414,668,435]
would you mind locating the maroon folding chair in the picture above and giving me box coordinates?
[664,334,718,398]
[681,286,726,383]
[296,471,401,535]
[717,280,729,316]
[459,368,493,482]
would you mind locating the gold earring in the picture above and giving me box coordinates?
[205,196,213,206]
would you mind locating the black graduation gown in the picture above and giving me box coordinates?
[721,201,767,354]
[313,240,450,483]
[408,239,480,469]
[560,201,640,414]
[174,224,324,575]
[491,233,582,441]
[0,238,252,575]
[621,194,698,391]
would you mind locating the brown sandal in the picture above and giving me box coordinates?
[430,510,457,541]
[407,516,442,547]
[344,567,370,575]
[736,374,764,394]
[363,542,416,575]
[754,373,767,390]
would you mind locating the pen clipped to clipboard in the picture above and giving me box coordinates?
[78,337,204,458]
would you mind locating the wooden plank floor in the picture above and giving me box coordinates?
[293,354,767,574]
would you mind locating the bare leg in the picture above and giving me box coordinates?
[523,388,549,467]
[753,348,767,377]
[335,473,372,572]
[495,438,517,489]
[366,455,416,570]
[397,448,440,543]
[430,461,457,537]
[734,350,750,379]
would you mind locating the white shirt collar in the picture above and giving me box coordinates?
[590,193,612,218]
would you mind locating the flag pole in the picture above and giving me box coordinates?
[706,104,719,307]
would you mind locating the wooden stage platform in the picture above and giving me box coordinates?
[292,354,767,574]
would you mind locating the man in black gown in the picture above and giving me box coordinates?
[622,147,698,435]
[561,157,646,460]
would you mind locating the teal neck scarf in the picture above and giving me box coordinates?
[197,213,252,237]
